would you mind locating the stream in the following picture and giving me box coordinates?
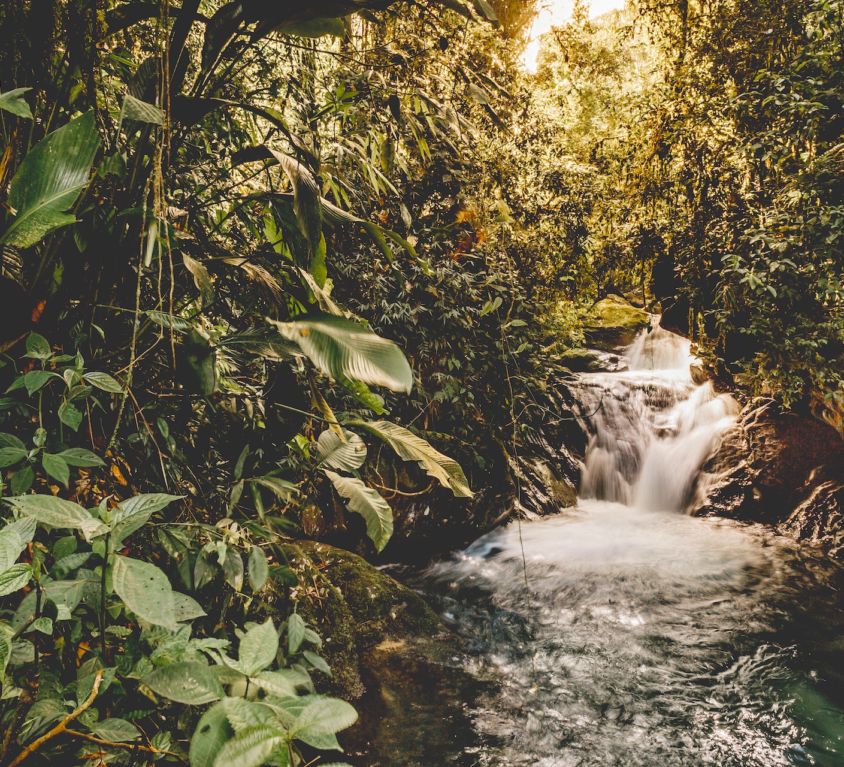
[367,325,844,766]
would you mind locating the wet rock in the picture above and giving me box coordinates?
[276,541,442,699]
[693,399,844,557]
[583,294,650,351]
[689,360,709,385]
[560,347,627,373]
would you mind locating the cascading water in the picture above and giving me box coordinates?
[384,322,844,767]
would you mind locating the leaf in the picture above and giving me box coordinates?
[352,420,473,497]
[57,448,104,468]
[269,314,413,393]
[42,453,70,487]
[0,88,32,119]
[0,434,25,450]
[143,662,224,705]
[251,668,310,698]
[292,696,358,738]
[111,493,182,545]
[172,592,207,623]
[0,517,36,571]
[10,466,34,494]
[89,718,140,742]
[303,650,331,676]
[83,371,123,393]
[183,254,214,307]
[238,619,278,676]
[287,613,306,655]
[248,477,298,501]
[2,111,100,249]
[24,370,56,395]
[0,564,32,597]
[190,702,233,767]
[223,550,244,592]
[112,555,176,628]
[58,400,83,431]
[271,151,322,257]
[120,93,164,125]
[316,429,367,471]
[0,448,27,468]
[24,332,51,360]
[221,698,274,732]
[212,724,286,767]
[323,472,393,552]
[6,495,108,541]
[247,546,269,592]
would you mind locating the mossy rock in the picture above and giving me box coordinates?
[276,541,442,699]
[560,347,626,373]
[583,294,650,350]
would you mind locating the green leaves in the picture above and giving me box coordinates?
[190,703,233,767]
[120,93,164,125]
[0,564,32,597]
[144,661,224,705]
[42,452,70,487]
[351,420,472,497]
[83,371,123,393]
[316,429,367,471]
[111,555,197,629]
[0,88,33,119]
[247,547,269,592]
[2,111,100,248]
[6,494,107,541]
[324,471,393,552]
[110,493,182,546]
[212,725,285,767]
[269,314,413,393]
[235,619,278,676]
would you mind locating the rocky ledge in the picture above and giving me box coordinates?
[693,399,844,560]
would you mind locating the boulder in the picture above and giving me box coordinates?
[274,541,442,699]
[693,400,844,558]
[560,347,627,373]
[583,294,650,351]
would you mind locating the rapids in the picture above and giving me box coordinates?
[378,323,844,767]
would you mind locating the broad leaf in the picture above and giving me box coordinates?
[6,495,108,541]
[0,88,32,119]
[83,371,123,393]
[112,555,176,628]
[57,448,104,468]
[324,472,393,552]
[2,111,100,248]
[352,420,472,497]
[143,662,224,705]
[42,453,70,487]
[316,429,367,471]
[0,564,32,597]
[212,724,286,767]
[292,696,358,738]
[89,718,140,742]
[120,93,164,125]
[269,314,413,393]
[287,613,305,655]
[0,447,27,468]
[247,546,269,592]
[0,517,36,571]
[190,702,233,767]
[237,619,278,676]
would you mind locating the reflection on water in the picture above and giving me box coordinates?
[361,326,844,766]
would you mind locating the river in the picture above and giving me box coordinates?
[365,325,844,766]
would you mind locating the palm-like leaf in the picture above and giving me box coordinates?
[352,420,473,497]
[268,313,413,393]
[2,112,100,249]
[324,471,393,552]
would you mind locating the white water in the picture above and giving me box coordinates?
[420,323,844,767]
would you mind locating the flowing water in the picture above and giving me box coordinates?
[380,325,844,767]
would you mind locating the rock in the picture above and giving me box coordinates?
[583,294,650,351]
[692,399,844,557]
[275,541,442,699]
[560,347,627,373]
[689,360,709,385]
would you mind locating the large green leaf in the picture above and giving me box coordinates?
[350,420,473,497]
[2,111,100,248]
[316,429,367,471]
[0,88,32,119]
[272,151,322,260]
[112,555,176,628]
[143,662,224,705]
[212,724,286,767]
[291,696,358,739]
[0,517,36,571]
[269,314,413,393]
[237,619,278,676]
[190,702,233,767]
[0,564,32,597]
[111,493,182,545]
[323,471,393,552]
[6,495,108,541]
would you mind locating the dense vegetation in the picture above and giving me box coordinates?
[0,0,839,764]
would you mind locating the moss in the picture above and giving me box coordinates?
[276,541,441,699]
[583,294,650,350]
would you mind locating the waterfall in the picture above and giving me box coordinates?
[577,322,738,512]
